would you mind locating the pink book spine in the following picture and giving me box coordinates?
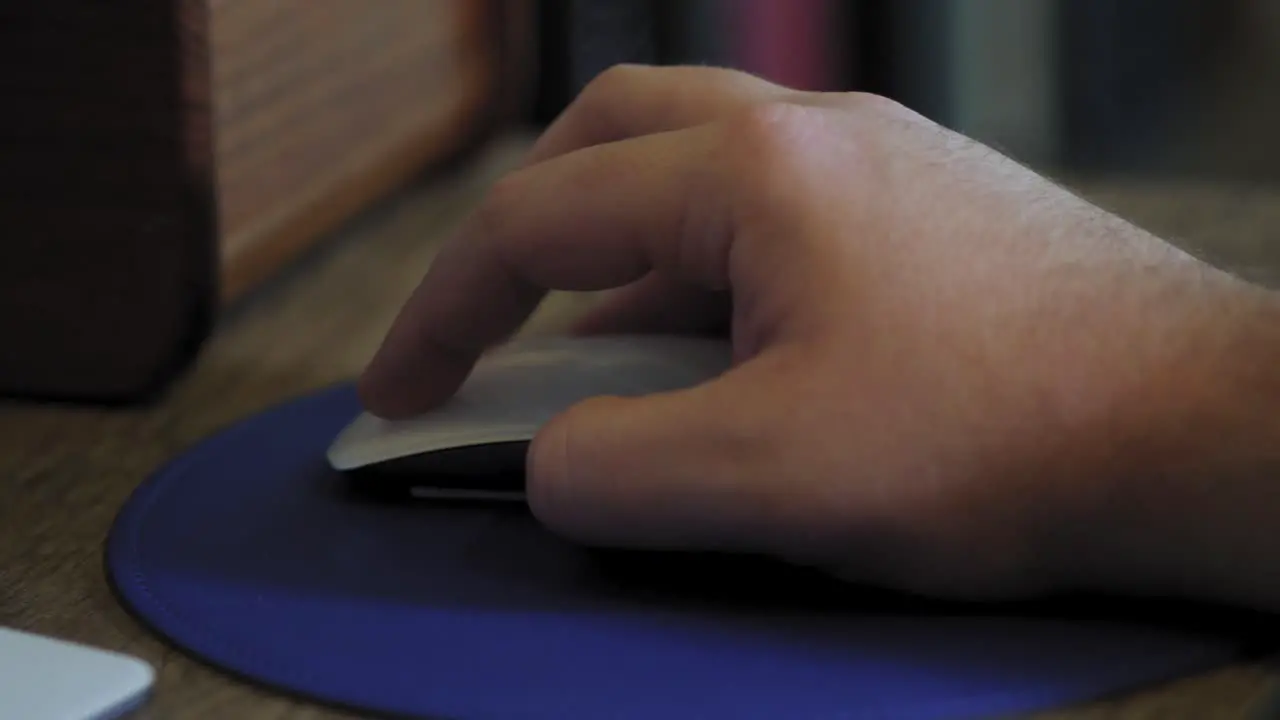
[730,0,836,91]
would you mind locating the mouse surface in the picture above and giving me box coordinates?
[327,334,734,501]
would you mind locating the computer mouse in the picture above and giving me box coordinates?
[327,334,734,502]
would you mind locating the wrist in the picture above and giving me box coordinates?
[1044,267,1280,608]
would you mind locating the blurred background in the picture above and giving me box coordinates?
[525,0,1280,180]
[4,0,1280,402]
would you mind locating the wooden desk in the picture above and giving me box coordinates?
[2,137,1279,718]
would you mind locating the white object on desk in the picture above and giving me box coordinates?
[0,626,153,720]
[328,334,734,473]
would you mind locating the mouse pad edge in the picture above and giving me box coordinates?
[101,381,1250,720]
[101,382,402,718]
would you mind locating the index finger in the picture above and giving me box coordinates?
[357,124,734,419]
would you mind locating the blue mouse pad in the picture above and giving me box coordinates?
[105,384,1255,720]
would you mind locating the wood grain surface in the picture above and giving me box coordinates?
[211,0,505,303]
[2,137,1280,718]
[0,0,516,402]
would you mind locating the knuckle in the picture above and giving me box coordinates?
[843,90,904,114]
[840,90,927,127]
[727,102,814,155]
[716,102,819,190]
[473,172,523,241]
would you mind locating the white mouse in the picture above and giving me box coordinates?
[327,334,733,501]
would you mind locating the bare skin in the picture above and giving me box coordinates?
[359,65,1280,609]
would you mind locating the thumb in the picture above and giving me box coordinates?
[525,377,775,551]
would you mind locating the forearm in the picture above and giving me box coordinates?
[1054,269,1280,609]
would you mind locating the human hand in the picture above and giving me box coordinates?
[358,65,1279,602]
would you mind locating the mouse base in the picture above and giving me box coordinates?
[340,439,529,503]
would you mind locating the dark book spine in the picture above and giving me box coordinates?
[654,0,733,67]
[530,0,660,124]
